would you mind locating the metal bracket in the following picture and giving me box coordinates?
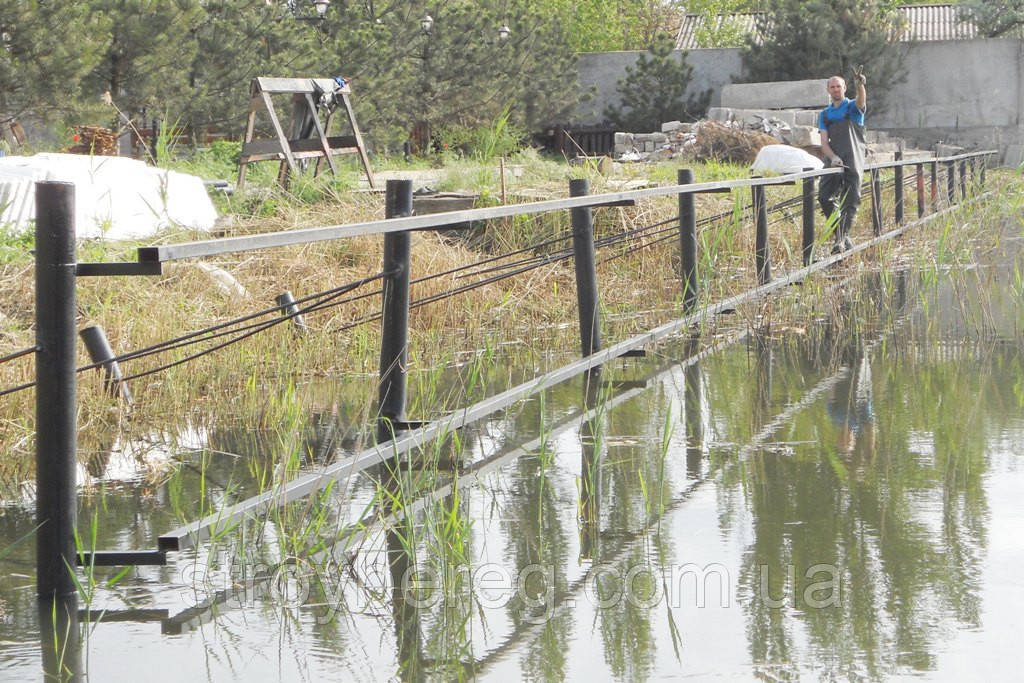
[602,379,650,391]
[393,420,430,430]
[76,262,163,277]
[77,549,167,566]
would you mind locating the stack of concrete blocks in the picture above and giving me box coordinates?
[612,122,697,161]
[614,131,669,156]
[709,78,918,161]
[710,79,826,148]
[609,79,921,162]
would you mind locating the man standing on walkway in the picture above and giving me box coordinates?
[819,69,867,253]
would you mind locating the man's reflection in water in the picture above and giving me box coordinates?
[827,348,875,458]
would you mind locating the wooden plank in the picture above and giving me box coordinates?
[304,92,338,176]
[241,148,361,163]
[254,77,350,95]
[315,109,336,176]
[242,136,357,157]
[237,104,259,189]
[260,90,297,173]
[340,92,376,188]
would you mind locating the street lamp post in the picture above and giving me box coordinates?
[290,0,330,21]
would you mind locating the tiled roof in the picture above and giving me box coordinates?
[675,4,992,50]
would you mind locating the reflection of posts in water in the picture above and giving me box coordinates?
[83,433,115,481]
[753,331,773,430]
[684,338,706,479]
[309,408,338,465]
[579,373,602,561]
[828,351,876,458]
[382,465,425,682]
[39,594,81,681]
[386,526,424,682]
[894,269,908,315]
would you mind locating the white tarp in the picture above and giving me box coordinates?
[750,144,824,175]
[0,153,217,239]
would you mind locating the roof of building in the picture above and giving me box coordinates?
[675,3,994,50]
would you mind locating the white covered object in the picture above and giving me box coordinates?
[0,153,217,239]
[750,144,824,175]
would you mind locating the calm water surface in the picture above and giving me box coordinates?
[1,251,1022,681]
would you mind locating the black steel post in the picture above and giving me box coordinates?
[981,154,987,187]
[930,160,938,208]
[151,118,159,164]
[34,181,78,599]
[677,169,698,312]
[570,179,601,358]
[79,325,133,405]
[275,291,309,334]
[893,151,904,225]
[752,184,770,285]
[916,163,925,218]
[377,180,413,443]
[871,168,883,236]
[801,168,815,266]
[959,160,967,200]
[39,593,81,679]
[946,160,957,205]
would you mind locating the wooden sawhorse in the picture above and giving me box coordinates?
[237,76,376,190]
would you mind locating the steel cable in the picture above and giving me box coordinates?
[0,346,38,365]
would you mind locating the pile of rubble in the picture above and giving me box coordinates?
[613,120,781,165]
[610,78,927,165]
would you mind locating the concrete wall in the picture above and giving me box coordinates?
[573,48,742,125]
[573,39,1024,165]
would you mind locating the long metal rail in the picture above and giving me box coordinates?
[134,151,994,263]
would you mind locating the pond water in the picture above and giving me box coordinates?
[1,242,1022,681]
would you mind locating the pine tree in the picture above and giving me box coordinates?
[740,0,906,114]
[603,34,710,132]
[0,1,109,125]
[959,0,1024,37]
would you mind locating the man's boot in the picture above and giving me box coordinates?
[840,210,855,251]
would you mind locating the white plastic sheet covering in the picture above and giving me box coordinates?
[750,144,824,175]
[0,153,217,240]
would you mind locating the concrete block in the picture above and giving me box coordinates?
[614,144,628,155]
[1003,144,1024,168]
[936,143,965,157]
[786,127,821,146]
[795,110,819,127]
[721,79,827,110]
[741,109,775,126]
[652,132,668,144]
[614,132,631,145]
[770,110,796,127]
[707,107,730,121]
[661,120,682,132]
[643,141,655,152]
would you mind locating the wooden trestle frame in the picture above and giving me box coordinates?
[237,76,376,190]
